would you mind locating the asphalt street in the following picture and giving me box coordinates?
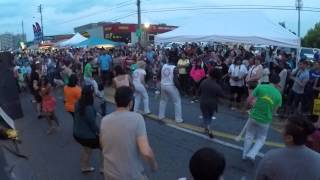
[2,88,285,180]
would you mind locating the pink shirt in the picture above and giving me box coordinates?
[190,67,205,81]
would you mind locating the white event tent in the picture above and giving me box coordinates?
[155,12,300,48]
[58,33,87,47]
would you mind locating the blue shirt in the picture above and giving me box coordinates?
[146,51,155,63]
[309,70,320,81]
[99,54,112,71]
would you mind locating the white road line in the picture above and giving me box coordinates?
[166,123,264,158]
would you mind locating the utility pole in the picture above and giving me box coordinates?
[295,0,303,63]
[295,0,303,38]
[21,20,25,42]
[38,4,44,41]
[137,0,141,45]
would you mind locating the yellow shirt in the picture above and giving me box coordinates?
[177,58,190,74]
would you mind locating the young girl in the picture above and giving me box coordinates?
[190,59,206,103]
[40,76,59,134]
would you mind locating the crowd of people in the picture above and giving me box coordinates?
[10,42,320,179]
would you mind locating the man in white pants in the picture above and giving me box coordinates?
[133,61,151,114]
[158,59,183,123]
[243,74,282,162]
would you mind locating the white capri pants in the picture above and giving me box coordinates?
[133,82,150,114]
[158,85,183,122]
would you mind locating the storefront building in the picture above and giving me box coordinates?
[74,22,176,44]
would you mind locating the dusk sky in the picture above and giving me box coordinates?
[1,0,319,40]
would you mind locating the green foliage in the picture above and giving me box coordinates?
[302,22,320,48]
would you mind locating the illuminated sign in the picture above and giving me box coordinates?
[118,26,129,30]
[104,27,112,31]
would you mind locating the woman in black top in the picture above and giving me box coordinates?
[30,64,42,118]
[199,69,225,138]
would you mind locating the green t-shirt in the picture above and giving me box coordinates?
[84,63,93,78]
[250,84,282,124]
[130,63,138,73]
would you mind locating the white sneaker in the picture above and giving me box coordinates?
[199,115,203,119]
[155,90,160,95]
[176,119,184,123]
[212,116,216,120]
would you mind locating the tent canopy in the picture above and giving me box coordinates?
[155,12,300,48]
[58,33,87,47]
[76,37,119,48]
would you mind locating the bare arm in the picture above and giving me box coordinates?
[137,136,158,171]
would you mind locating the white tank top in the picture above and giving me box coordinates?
[114,74,130,88]
[132,68,146,84]
[161,64,175,86]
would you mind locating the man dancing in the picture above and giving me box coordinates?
[242,74,282,162]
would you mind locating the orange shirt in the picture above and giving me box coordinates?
[64,86,81,112]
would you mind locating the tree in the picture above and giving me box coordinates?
[302,22,320,48]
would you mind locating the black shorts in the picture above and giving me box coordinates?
[34,92,42,103]
[73,135,100,149]
[230,86,243,95]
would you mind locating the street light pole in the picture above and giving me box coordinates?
[21,20,25,42]
[137,0,141,45]
[38,4,44,41]
[296,0,303,38]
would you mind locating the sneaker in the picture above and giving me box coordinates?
[176,119,184,123]
[204,128,214,138]
[211,116,216,120]
[81,167,95,173]
[190,100,195,103]
[47,127,54,135]
[199,115,203,119]
[155,90,160,95]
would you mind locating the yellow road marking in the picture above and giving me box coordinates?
[104,90,284,148]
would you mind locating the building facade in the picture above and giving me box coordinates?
[0,33,26,51]
[74,22,176,44]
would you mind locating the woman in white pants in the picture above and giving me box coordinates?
[132,61,151,114]
[158,58,183,123]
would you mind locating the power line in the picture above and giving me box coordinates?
[142,7,296,13]
[59,0,135,24]
[110,11,138,22]
[140,6,320,13]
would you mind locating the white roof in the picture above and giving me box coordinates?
[58,33,87,47]
[155,11,300,48]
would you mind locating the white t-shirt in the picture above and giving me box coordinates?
[228,64,248,87]
[161,64,175,86]
[259,68,270,83]
[246,64,263,82]
[132,68,146,84]
[279,69,288,93]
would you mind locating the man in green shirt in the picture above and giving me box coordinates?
[84,58,94,85]
[243,74,282,162]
